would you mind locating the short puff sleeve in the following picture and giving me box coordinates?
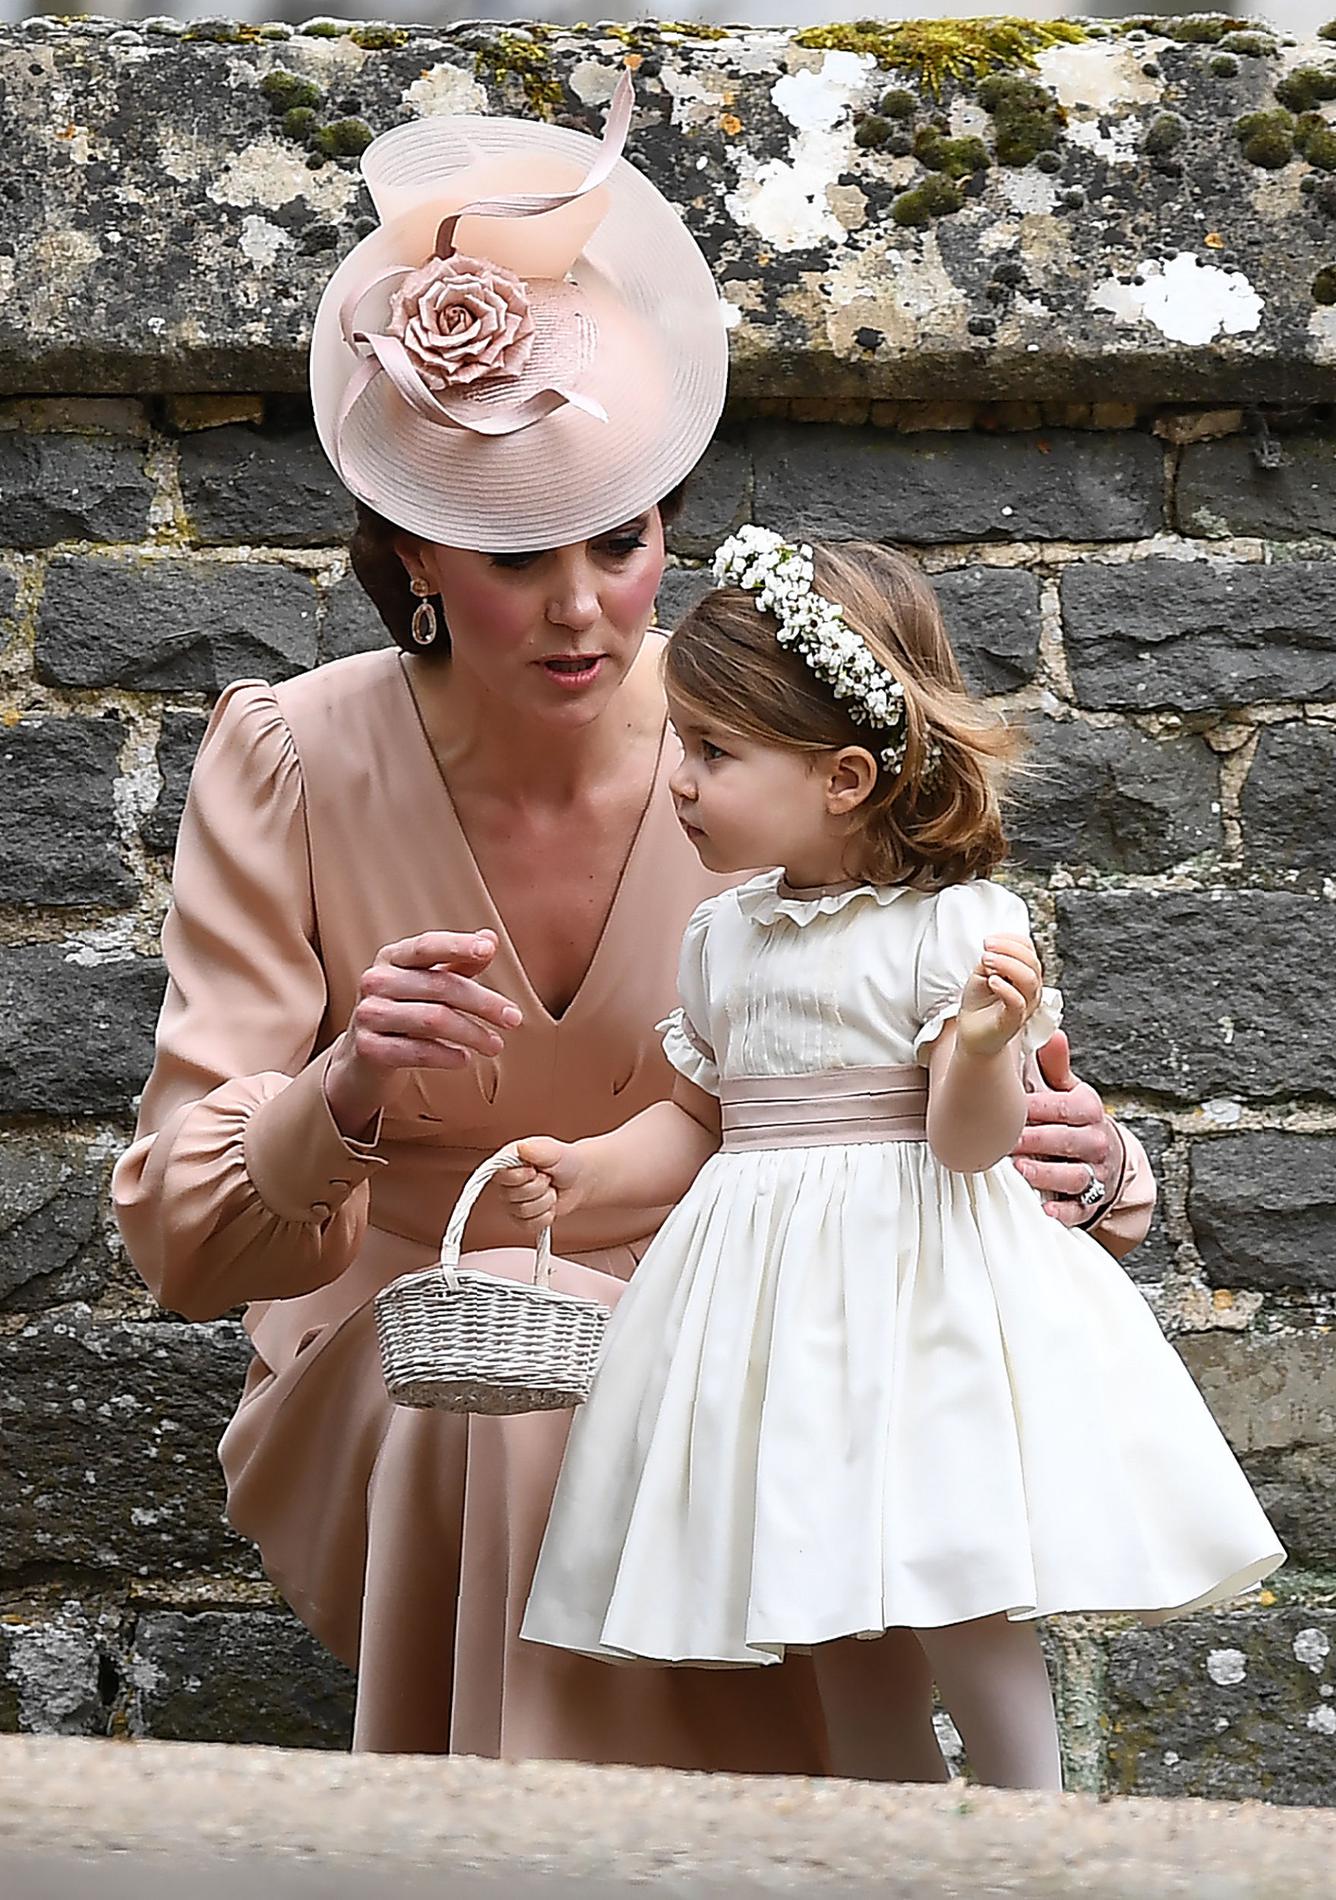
[913,879,1062,1066]
[657,897,721,1096]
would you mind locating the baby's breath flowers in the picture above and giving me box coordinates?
[712,527,910,775]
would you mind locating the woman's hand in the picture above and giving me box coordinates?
[497,1137,588,1232]
[1012,1030,1123,1224]
[324,928,523,1139]
[954,933,1043,1061]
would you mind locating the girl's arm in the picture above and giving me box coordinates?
[925,933,1039,1173]
[501,1075,721,1231]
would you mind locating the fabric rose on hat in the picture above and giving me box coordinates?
[387,253,536,391]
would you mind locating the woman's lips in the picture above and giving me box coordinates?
[539,655,605,689]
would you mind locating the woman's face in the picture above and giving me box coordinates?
[403,510,666,726]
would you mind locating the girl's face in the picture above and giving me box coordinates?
[405,511,666,726]
[668,699,872,884]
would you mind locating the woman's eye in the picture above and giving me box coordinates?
[601,534,647,558]
[490,551,541,571]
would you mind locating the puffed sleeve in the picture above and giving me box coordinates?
[656,896,721,1096]
[111,681,386,1322]
[913,879,1062,1066]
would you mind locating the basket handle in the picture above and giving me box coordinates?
[438,1144,553,1290]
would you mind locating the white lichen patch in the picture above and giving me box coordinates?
[1207,1647,1248,1686]
[238,214,291,269]
[1307,305,1336,362]
[1200,1098,1243,1127]
[404,62,487,118]
[1066,118,1141,167]
[1092,255,1263,348]
[1308,1703,1336,1734]
[727,51,871,254]
[63,919,138,967]
[208,137,358,216]
[719,296,742,331]
[567,60,620,108]
[1037,41,1162,112]
[1295,1627,1331,1673]
[1000,169,1060,217]
[659,62,731,131]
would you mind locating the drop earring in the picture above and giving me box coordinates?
[410,577,438,648]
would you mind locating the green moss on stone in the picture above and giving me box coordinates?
[474,31,564,118]
[1322,20,1336,40]
[1209,53,1241,76]
[260,69,324,113]
[793,17,1085,97]
[350,25,409,50]
[879,87,918,120]
[1216,30,1278,56]
[854,115,893,149]
[1116,14,1234,43]
[309,118,374,159]
[891,173,963,226]
[281,106,320,141]
[298,19,350,38]
[183,19,267,43]
[915,127,989,177]
[657,21,731,39]
[977,72,1066,166]
[1234,107,1296,167]
[1144,112,1186,155]
[1275,65,1336,112]
[1297,112,1336,170]
[1312,264,1336,302]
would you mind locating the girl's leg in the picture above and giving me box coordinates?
[914,1615,1062,1791]
[812,1629,951,1783]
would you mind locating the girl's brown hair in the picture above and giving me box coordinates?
[349,485,689,659]
[664,540,1019,889]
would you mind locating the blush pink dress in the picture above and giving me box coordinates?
[113,645,1155,1762]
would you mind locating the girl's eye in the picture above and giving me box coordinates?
[701,740,727,763]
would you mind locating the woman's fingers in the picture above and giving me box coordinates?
[356,995,510,1058]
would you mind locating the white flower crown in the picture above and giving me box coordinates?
[711,526,910,775]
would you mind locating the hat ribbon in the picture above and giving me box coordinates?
[335,73,633,461]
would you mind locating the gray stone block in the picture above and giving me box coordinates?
[1106,1609,1336,1806]
[320,574,392,664]
[1057,890,1336,1101]
[752,427,1163,544]
[0,431,153,547]
[1241,723,1336,878]
[655,565,714,632]
[664,432,750,560]
[0,715,134,906]
[0,947,162,1116]
[178,424,355,549]
[0,1310,258,1578]
[0,1602,110,1736]
[1189,1132,1336,1293]
[1116,1118,1174,1286]
[933,566,1040,694]
[0,1131,113,1311]
[1177,433,1336,539]
[36,557,318,692]
[141,710,207,854]
[1062,559,1336,712]
[1009,719,1221,873]
[1177,1333,1336,1568]
[128,1610,354,1749]
[0,565,17,655]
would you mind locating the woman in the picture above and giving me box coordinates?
[113,77,1153,1771]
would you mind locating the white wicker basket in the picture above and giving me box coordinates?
[375,1144,610,1415]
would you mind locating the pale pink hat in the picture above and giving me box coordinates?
[310,76,729,551]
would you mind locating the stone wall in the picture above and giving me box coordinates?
[1,14,1335,1801]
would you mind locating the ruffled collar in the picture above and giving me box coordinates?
[733,869,912,929]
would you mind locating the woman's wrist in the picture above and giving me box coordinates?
[323,1037,388,1144]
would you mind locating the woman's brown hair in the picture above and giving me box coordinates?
[664,541,1019,889]
[349,485,689,659]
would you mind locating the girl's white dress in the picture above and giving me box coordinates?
[521,874,1283,1666]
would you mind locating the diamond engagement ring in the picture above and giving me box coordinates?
[1078,1165,1107,1210]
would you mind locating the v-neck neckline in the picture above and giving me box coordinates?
[395,653,669,1026]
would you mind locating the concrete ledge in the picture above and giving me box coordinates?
[2,1736,1336,1896]
[5,17,1336,401]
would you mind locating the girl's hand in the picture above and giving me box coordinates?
[955,933,1043,1061]
[325,928,523,1138]
[497,1137,588,1232]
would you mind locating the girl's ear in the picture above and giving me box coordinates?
[825,745,879,816]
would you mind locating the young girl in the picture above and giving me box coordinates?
[499,529,1283,1790]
